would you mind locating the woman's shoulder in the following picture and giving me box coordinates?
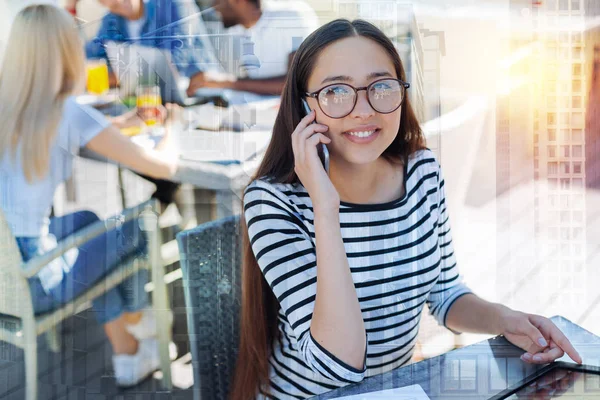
[244,178,309,207]
[407,148,442,177]
[244,179,312,228]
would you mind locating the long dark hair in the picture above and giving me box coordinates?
[230,19,426,399]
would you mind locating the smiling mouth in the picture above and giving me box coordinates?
[344,128,380,138]
[348,130,374,138]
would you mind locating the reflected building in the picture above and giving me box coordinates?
[585,41,600,189]
[495,0,537,308]
[497,0,600,310]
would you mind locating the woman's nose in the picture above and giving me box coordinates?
[351,90,375,119]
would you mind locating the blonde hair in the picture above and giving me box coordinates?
[0,4,85,182]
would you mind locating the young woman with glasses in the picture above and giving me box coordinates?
[232,19,582,400]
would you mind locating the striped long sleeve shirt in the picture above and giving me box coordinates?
[243,149,472,399]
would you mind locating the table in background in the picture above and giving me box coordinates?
[80,92,279,222]
[172,98,277,221]
[317,316,600,399]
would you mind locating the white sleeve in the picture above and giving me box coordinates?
[426,161,473,332]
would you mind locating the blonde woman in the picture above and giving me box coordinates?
[0,4,177,387]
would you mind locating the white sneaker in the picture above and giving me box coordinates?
[126,309,173,340]
[112,338,160,387]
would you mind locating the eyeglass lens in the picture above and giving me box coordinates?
[317,79,404,118]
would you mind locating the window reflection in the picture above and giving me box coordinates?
[441,357,478,392]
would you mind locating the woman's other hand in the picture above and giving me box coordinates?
[85,104,180,180]
[500,310,582,365]
[109,108,144,130]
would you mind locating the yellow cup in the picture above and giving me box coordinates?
[86,60,109,95]
[136,86,163,126]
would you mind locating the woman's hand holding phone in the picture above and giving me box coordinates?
[291,109,339,210]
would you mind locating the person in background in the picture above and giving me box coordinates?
[83,0,216,213]
[186,0,318,96]
[0,4,177,387]
[85,0,217,86]
[232,19,582,399]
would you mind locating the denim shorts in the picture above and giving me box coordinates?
[16,210,150,324]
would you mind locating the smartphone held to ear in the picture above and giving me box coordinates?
[301,99,330,175]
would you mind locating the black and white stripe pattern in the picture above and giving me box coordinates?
[244,149,472,399]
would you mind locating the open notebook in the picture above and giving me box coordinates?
[332,384,431,400]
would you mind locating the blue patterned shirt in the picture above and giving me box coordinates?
[85,0,218,78]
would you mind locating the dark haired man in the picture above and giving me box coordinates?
[186,0,318,96]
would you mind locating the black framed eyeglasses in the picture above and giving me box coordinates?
[305,78,410,119]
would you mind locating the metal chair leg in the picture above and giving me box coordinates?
[46,326,60,353]
[22,315,38,400]
[140,202,172,390]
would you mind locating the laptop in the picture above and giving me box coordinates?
[104,41,228,107]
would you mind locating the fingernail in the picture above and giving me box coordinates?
[538,338,548,347]
[533,355,543,362]
[522,353,532,361]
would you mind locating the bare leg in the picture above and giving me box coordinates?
[122,311,143,325]
[104,315,139,355]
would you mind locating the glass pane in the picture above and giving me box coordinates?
[460,359,477,390]
[559,0,568,10]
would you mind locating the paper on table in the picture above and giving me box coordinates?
[183,99,279,132]
[331,384,431,400]
[178,129,272,164]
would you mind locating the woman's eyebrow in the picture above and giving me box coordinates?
[366,71,393,80]
[320,75,353,84]
[320,71,393,85]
